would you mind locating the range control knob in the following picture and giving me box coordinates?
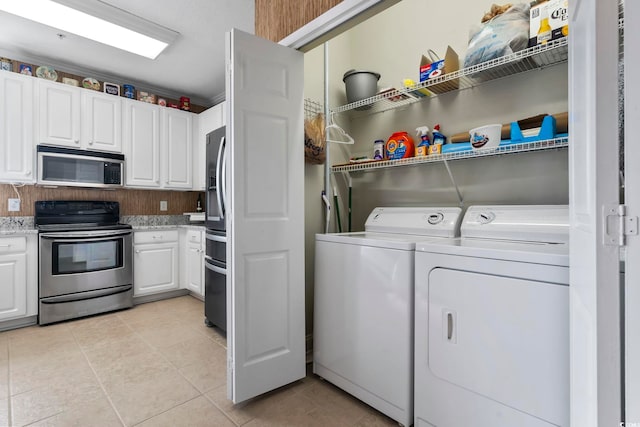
[477,212,496,224]
[426,213,444,225]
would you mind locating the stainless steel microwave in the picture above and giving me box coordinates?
[37,145,124,188]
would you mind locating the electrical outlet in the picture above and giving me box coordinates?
[160,200,168,211]
[8,198,20,212]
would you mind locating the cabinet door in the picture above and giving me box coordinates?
[0,252,27,321]
[133,243,178,296]
[162,108,193,189]
[186,241,204,296]
[0,71,34,183]
[123,100,161,188]
[38,80,81,148]
[82,91,122,152]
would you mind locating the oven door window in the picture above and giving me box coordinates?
[52,238,123,274]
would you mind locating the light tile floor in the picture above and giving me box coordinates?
[0,296,397,426]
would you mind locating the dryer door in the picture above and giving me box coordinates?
[428,268,569,426]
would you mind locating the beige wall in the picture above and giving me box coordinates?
[308,0,569,231]
[302,0,569,337]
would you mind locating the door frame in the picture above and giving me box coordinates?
[278,0,399,51]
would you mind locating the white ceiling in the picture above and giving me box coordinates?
[0,0,255,107]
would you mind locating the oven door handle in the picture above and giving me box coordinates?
[40,230,132,239]
[205,259,227,275]
[40,284,132,304]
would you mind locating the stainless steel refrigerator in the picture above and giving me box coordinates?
[204,125,227,332]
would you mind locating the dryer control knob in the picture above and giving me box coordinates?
[477,212,496,224]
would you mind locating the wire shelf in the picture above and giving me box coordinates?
[305,98,323,120]
[331,137,569,173]
[333,37,569,116]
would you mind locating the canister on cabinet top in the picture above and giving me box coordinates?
[123,85,135,99]
[0,58,12,72]
[373,139,385,160]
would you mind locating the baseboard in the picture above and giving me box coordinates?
[188,291,204,302]
[0,315,38,332]
[133,289,190,305]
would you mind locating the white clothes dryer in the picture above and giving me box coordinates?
[314,207,463,427]
[414,205,570,427]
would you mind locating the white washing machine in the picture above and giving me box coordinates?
[314,207,463,427]
[414,205,570,427]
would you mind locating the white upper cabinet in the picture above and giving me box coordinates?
[37,80,122,153]
[0,70,34,183]
[122,99,161,188]
[194,102,225,191]
[37,80,81,148]
[162,108,193,189]
[81,90,122,152]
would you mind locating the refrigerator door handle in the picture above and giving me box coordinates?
[215,135,225,220]
[221,136,228,217]
[205,259,227,275]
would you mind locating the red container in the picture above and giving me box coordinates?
[385,131,415,159]
[180,96,190,111]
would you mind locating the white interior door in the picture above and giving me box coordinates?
[226,28,305,404]
[569,0,623,425]
[624,0,640,420]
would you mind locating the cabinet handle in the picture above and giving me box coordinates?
[135,249,141,254]
[25,170,31,176]
[74,139,80,144]
[0,244,11,248]
[88,140,94,145]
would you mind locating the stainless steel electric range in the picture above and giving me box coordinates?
[35,201,133,325]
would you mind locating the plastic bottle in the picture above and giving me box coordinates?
[432,124,447,145]
[386,131,415,160]
[415,126,430,157]
[373,140,385,160]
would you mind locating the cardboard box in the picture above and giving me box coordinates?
[529,0,568,47]
[419,46,459,94]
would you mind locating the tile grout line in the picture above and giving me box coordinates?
[112,307,209,426]
[70,325,128,427]
[5,338,12,427]
[122,303,239,426]
[201,390,245,427]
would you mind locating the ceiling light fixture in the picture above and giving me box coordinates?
[0,0,179,59]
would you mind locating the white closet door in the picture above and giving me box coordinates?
[226,28,305,404]
[624,0,640,420]
[569,0,623,425]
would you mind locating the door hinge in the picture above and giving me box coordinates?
[604,204,638,246]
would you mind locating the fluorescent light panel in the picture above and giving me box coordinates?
[0,0,172,59]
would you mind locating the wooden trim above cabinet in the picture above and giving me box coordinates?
[255,0,343,43]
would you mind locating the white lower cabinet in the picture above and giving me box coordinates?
[133,230,179,296]
[180,228,205,297]
[0,235,37,322]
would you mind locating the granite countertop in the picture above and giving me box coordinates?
[0,216,37,235]
[0,228,38,236]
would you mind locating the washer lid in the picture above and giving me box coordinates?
[461,205,569,244]
[316,231,452,250]
[364,207,462,237]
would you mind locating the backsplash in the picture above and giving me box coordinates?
[0,184,203,216]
